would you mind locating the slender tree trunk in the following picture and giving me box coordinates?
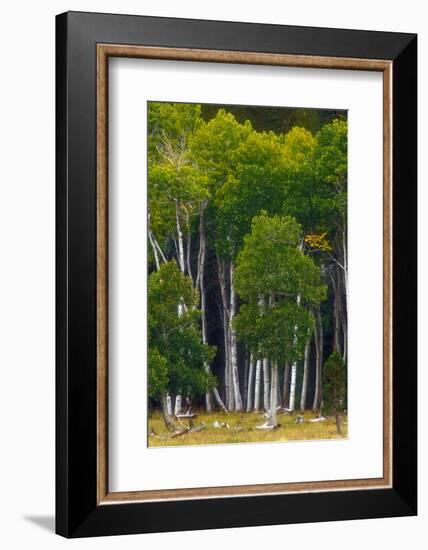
[166,394,172,416]
[331,270,342,355]
[212,387,226,412]
[283,363,290,408]
[182,205,193,282]
[342,319,348,364]
[289,362,297,412]
[277,373,282,407]
[289,294,301,412]
[243,352,249,411]
[193,209,226,412]
[217,255,232,410]
[222,311,233,411]
[200,289,213,411]
[263,358,270,411]
[342,227,348,318]
[300,331,311,411]
[336,413,342,435]
[258,297,270,411]
[197,206,213,412]
[338,264,348,364]
[174,394,182,415]
[247,354,255,412]
[313,307,323,410]
[161,394,176,431]
[268,362,278,427]
[153,234,167,264]
[229,262,243,411]
[254,358,262,411]
[148,230,160,271]
[148,210,166,271]
[175,201,185,273]
[186,233,193,281]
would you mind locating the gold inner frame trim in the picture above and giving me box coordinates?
[96,44,393,505]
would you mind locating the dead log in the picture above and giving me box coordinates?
[309,416,328,423]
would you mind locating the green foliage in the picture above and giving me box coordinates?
[190,109,253,188]
[322,352,347,415]
[189,109,256,257]
[234,213,327,364]
[148,348,168,398]
[148,101,202,159]
[313,119,348,228]
[234,300,313,364]
[315,119,347,186]
[148,261,216,398]
[148,102,210,261]
[215,130,288,256]
[235,213,326,305]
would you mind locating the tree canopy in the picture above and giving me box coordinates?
[147,101,348,434]
[148,261,216,399]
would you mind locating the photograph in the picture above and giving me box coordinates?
[147,101,348,446]
[0,0,420,545]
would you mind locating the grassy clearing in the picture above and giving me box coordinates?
[148,410,348,447]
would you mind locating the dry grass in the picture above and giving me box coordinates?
[148,410,348,447]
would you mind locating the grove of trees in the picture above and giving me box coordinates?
[147,101,348,434]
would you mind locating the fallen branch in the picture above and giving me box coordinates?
[190,422,207,433]
[170,426,191,438]
[308,416,328,423]
[170,422,207,437]
[255,421,280,430]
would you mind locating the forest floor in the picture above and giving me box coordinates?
[148,410,348,447]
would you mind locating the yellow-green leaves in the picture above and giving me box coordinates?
[304,232,333,252]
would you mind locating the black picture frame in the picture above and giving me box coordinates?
[56,11,417,538]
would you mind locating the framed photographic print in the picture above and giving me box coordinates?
[56,11,417,538]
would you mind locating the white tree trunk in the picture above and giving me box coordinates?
[246,354,255,412]
[161,394,177,432]
[289,294,301,412]
[289,362,297,412]
[223,315,233,410]
[166,394,172,416]
[174,394,182,416]
[230,331,242,411]
[217,255,232,410]
[175,201,185,273]
[182,205,193,282]
[153,235,167,264]
[229,263,243,411]
[186,232,193,281]
[197,213,212,412]
[148,230,160,271]
[263,358,270,411]
[205,388,213,412]
[148,210,167,272]
[212,387,227,412]
[300,332,311,411]
[254,358,262,411]
[243,353,249,410]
